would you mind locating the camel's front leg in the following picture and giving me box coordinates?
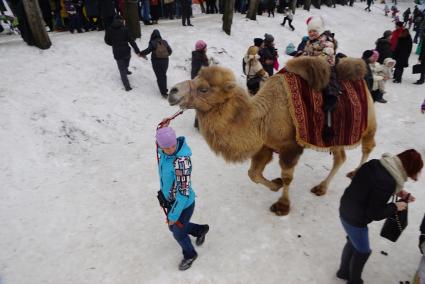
[347,130,376,178]
[311,147,346,196]
[248,146,283,192]
[270,144,303,216]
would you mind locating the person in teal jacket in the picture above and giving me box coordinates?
[156,125,209,271]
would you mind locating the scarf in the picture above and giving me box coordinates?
[379,153,408,194]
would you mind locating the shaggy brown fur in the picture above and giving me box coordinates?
[168,57,377,216]
[285,56,331,90]
[336,58,367,81]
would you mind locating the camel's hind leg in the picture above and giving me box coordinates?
[248,146,283,192]
[311,147,346,196]
[346,129,376,178]
[270,143,303,216]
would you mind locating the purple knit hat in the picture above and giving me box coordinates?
[156,127,177,148]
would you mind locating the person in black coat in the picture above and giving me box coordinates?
[375,30,392,64]
[99,0,116,29]
[415,30,425,84]
[337,149,423,284]
[191,40,209,129]
[181,0,192,26]
[259,33,278,76]
[105,16,141,91]
[393,29,413,83]
[140,29,173,98]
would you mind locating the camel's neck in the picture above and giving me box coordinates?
[197,92,264,162]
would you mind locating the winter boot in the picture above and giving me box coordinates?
[196,225,209,246]
[178,254,198,270]
[336,238,355,280]
[347,250,371,284]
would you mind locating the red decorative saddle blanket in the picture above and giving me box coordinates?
[279,71,369,149]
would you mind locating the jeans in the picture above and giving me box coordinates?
[168,202,204,259]
[141,0,151,21]
[341,217,371,253]
[152,58,169,95]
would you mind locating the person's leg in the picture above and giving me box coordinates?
[341,218,371,284]
[117,59,131,90]
[169,204,198,260]
[398,67,404,82]
[281,17,287,25]
[337,236,355,280]
[393,67,402,82]
[289,19,294,30]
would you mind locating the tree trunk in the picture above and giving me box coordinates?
[246,0,259,20]
[290,0,296,14]
[124,0,141,38]
[22,0,51,49]
[303,0,311,10]
[222,0,234,35]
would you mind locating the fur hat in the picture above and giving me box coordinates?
[254,38,264,47]
[264,33,274,44]
[156,127,177,148]
[383,57,396,67]
[195,40,207,51]
[247,46,259,56]
[397,149,423,178]
[362,50,373,59]
[306,16,325,34]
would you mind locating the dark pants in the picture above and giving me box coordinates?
[394,66,404,82]
[152,58,169,95]
[168,202,203,259]
[207,0,218,13]
[181,4,191,25]
[116,57,131,89]
[282,17,294,30]
[418,72,425,82]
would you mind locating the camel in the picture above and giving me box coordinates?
[167,56,377,216]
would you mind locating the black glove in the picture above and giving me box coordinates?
[419,235,425,254]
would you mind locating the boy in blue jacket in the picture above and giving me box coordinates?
[156,125,209,270]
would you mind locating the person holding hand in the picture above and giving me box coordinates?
[156,120,209,270]
[337,149,423,284]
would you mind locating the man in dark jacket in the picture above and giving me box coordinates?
[393,29,413,83]
[99,0,116,29]
[181,0,192,26]
[104,16,141,91]
[375,30,392,64]
[337,149,423,284]
[259,33,277,76]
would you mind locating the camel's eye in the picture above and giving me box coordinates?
[198,87,209,94]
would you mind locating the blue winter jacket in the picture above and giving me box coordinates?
[158,137,195,222]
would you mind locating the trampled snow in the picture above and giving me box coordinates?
[0,2,424,283]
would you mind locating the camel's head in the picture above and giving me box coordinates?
[168,66,238,112]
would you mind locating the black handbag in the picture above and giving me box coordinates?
[412,64,425,74]
[380,195,408,242]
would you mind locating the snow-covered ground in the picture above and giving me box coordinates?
[1,2,424,284]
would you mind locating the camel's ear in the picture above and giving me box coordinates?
[223,81,236,92]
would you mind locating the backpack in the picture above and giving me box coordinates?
[155,40,170,58]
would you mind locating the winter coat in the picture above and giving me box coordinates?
[99,0,116,17]
[339,159,398,227]
[375,37,393,64]
[393,34,413,68]
[369,62,384,91]
[104,18,140,60]
[191,50,209,79]
[158,137,195,222]
[390,27,404,51]
[259,45,277,66]
[140,29,172,60]
[84,0,99,16]
[303,33,336,65]
[283,10,293,20]
[244,53,269,81]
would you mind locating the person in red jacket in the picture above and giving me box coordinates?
[390,21,404,51]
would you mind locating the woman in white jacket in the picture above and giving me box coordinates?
[244,45,269,95]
